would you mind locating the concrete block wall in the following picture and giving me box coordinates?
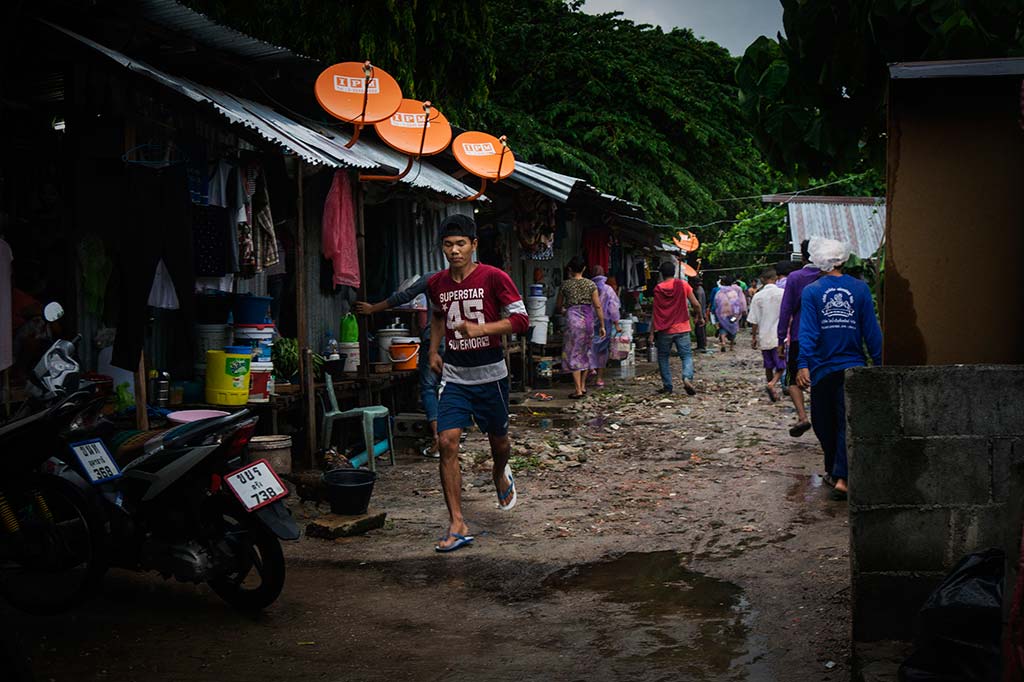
[846,365,1024,642]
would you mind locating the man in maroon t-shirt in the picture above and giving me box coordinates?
[427,215,529,552]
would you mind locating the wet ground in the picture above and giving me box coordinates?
[7,335,851,681]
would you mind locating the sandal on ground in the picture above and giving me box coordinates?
[822,473,836,488]
[829,487,848,502]
[435,532,474,553]
[596,380,605,388]
[530,392,554,401]
[683,381,697,396]
[497,463,517,511]
[420,443,440,458]
[569,392,585,399]
[789,421,812,437]
[765,386,779,403]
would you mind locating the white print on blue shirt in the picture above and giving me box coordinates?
[820,287,858,331]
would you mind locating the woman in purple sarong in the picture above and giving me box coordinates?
[588,266,622,388]
[557,256,606,399]
[713,275,747,352]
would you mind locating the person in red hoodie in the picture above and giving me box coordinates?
[648,260,704,395]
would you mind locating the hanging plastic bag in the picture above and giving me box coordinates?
[340,313,359,343]
[899,548,1004,682]
[610,334,631,361]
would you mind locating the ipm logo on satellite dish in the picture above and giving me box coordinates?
[333,75,379,94]
[390,112,431,129]
[463,142,496,156]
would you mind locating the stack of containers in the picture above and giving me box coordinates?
[525,283,548,345]
[232,295,275,403]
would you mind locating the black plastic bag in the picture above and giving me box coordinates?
[899,548,1004,682]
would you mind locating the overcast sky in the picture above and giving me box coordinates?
[581,0,784,55]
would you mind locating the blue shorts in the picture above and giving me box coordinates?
[437,378,510,436]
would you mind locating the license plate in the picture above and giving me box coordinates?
[70,439,122,484]
[224,459,289,512]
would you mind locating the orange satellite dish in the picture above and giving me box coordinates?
[315,61,402,147]
[673,231,700,252]
[682,263,698,278]
[375,99,452,156]
[452,131,515,202]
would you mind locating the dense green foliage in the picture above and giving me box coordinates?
[736,0,1024,177]
[186,0,496,113]
[185,0,762,226]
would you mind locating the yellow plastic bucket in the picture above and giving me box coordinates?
[204,349,251,406]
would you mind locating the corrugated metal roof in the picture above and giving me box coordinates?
[305,122,484,199]
[783,198,886,259]
[511,161,582,203]
[45,22,481,199]
[889,57,1024,80]
[136,0,311,64]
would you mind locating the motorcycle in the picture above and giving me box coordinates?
[2,302,299,612]
[77,408,300,610]
[0,303,108,614]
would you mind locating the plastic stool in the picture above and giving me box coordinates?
[321,373,395,472]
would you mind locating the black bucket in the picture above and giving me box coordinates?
[321,468,377,515]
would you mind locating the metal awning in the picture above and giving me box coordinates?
[889,57,1024,80]
[135,0,312,64]
[763,195,885,259]
[44,22,482,199]
[511,160,656,245]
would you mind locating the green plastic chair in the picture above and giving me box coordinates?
[321,373,395,472]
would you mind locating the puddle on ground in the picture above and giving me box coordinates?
[545,551,766,680]
[787,474,841,519]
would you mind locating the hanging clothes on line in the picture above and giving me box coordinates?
[584,227,611,274]
[322,170,360,289]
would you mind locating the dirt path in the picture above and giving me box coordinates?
[11,334,851,681]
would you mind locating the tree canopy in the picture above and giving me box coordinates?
[736,0,1024,177]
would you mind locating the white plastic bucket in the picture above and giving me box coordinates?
[376,327,410,358]
[530,316,549,345]
[526,296,547,317]
[196,324,232,357]
[529,284,544,297]
[235,324,275,362]
[338,342,360,372]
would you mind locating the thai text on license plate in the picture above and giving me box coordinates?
[70,439,121,484]
[224,459,288,511]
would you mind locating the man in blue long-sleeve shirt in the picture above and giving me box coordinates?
[355,272,441,456]
[797,238,882,500]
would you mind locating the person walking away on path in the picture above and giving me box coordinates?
[355,271,441,457]
[556,256,606,399]
[588,266,621,388]
[649,261,704,395]
[712,275,746,351]
[747,268,786,402]
[797,238,882,500]
[691,277,711,354]
[427,215,529,552]
[777,240,820,437]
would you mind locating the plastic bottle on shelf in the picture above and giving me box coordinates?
[325,335,341,361]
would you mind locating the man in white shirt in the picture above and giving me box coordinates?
[747,268,786,401]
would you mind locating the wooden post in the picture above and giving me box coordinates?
[304,347,317,468]
[295,158,308,370]
[134,352,149,430]
[355,176,369,383]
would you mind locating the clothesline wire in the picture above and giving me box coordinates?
[609,172,874,235]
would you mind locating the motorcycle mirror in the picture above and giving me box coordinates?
[43,302,64,323]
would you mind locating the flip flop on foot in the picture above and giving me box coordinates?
[789,421,812,437]
[765,385,779,403]
[496,463,517,511]
[435,532,474,553]
[683,380,697,396]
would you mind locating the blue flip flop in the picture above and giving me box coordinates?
[435,532,474,553]
[497,464,517,511]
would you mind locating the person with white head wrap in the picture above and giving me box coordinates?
[808,237,852,272]
[796,238,883,501]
